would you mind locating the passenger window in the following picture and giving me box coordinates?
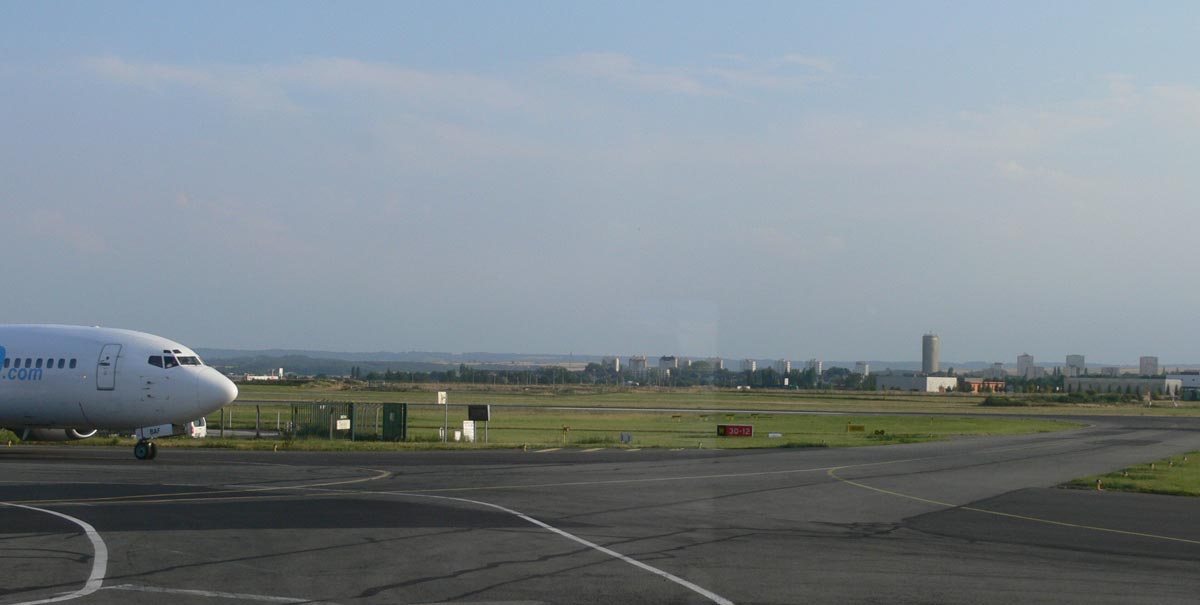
[24,359,31,368]
[2,359,8,368]
[46,358,54,368]
[36,359,43,369]
[148,356,163,368]
[69,359,77,369]
[57,359,64,369]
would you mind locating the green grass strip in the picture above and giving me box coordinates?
[1067,452,1200,497]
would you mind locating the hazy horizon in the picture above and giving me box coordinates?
[4,3,1198,362]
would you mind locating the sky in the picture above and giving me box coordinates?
[3,2,1199,364]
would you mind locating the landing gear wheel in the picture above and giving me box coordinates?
[148,442,158,459]
[134,440,153,460]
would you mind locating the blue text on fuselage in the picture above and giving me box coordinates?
[0,346,46,382]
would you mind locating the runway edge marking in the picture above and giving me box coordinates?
[2,502,108,605]
[826,467,1200,546]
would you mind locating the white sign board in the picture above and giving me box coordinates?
[336,418,351,431]
[462,420,476,443]
[136,423,175,440]
[437,391,447,405]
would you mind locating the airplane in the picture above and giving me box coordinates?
[0,324,238,460]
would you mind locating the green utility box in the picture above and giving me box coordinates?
[382,403,408,442]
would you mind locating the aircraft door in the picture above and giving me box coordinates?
[97,344,122,391]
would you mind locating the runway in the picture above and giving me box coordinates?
[4,415,1200,604]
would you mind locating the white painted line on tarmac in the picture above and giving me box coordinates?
[534,448,561,453]
[626,448,641,452]
[104,584,327,603]
[580,448,604,453]
[345,489,735,605]
[3,503,108,605]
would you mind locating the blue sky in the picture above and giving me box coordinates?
[3,2,1199,364]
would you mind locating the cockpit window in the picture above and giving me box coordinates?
[163,355,179,368]
[148,356,164,368]
[178,356,201,366]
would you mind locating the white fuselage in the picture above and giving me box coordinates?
[0,325,238,431]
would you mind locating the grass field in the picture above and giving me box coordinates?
[207,403,1078,450]
[1067,452,1200,497]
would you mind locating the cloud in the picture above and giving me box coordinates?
[85,55,526,112]
[554,52,837,96]
[780,54,835,73]
[554,52,717,96]
[24,210,108,255]
[85,55,298,113]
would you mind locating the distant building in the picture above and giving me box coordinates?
[1167,373,1200,394]
[601,356,620,372]
[245,368,284,382]
[922,334,940,374]
[742,359,757,372]
[877,374,958,393]
[1066,377,1181,398]
[659,356,678,370]
[806,358,822,375]
[773,359,791,374]
[1100,367,1120,377]
[1017,354,1035,379]
[961,378,1007,394]
[711,357,725,371]
[984,363,1006,380]
[628,356,648,374]
[1065,354,1086,378]
[854,361,870,376]
[1140,356,1159,376]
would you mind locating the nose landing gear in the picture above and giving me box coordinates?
[133,440,158,460]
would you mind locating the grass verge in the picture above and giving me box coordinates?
[1066,452,1200,497]
[40,412,1080,452]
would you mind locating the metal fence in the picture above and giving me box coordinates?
[214,401,409,441]
[288,402,406,441]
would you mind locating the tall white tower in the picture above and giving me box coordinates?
[922,333,940,375]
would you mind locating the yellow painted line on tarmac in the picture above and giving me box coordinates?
[827,466,1200,546]
[535,448,561,453]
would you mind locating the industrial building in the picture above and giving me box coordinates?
[806,359,822,375]
[876,374,958,393]
[773,359,791,374]
[961,378,1007,394]
[601,356,620,372]
[742,359,757,372]
[922,334,939,374]
[854,361,870,376]
[659,356,679,370]
[1065,377,1181,398]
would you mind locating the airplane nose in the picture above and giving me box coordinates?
[199,370,239,408]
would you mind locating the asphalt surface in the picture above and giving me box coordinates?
[3,415,1200,604]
